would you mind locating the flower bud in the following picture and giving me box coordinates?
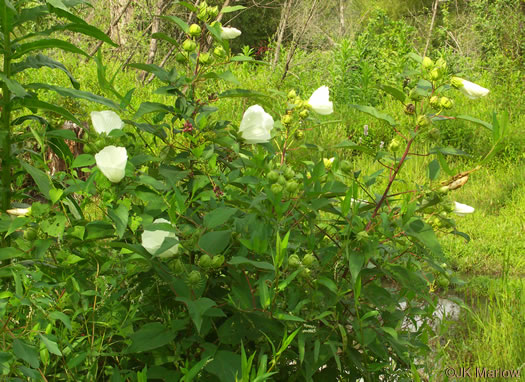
[440,97,454,109]
[23,227,38,241]
[283,167,295,180]
[428,96,439,109]
[278,175,287,186]
[430,68,441,81]
[267,170,280,183]
[323,157,334,170]
[388,138,401,152]
[288,254,301,268]
[285,181,299,193]
[417,115,431,128]
[208,6,219,19]
[189,24,202,37]
[287,89,297,100]
[198,52,211,65]
[281,114,292,125]
[435,58,447,70]
[422,56,434,70]
[356,230,369,241]
[176,52,188,63]
[182,39,197,52]
[271,183,283,194]
[294,130,304,139]
[198,254,212,268]
[428,127,440,140]
[211,255,225,268]
[213,46,226,58]
[451,76,463,89]
[299,109,309,119]
[302,253,317,267]
[187,270,202,285]
[438,186,449,194]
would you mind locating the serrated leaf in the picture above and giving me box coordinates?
[350,104,398,126]
[0,74,28,97]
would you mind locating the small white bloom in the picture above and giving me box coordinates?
[220,26,241,39]
[142,218,179,258]
[6,207,31,216]
[452,77,489,99]
[308,86,333,115]
[95,146,127,183]
[379,141,384,149]
[323,157,335,169]
[453,201,475,216]
[90,110,124,135]
[239,105,274,144]
[363,124,369,136]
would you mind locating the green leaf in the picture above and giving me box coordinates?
[203,70,240,85]
[273,312,305,322]
[0,73,28,97]
[128,63,176,83]
[12,54,79,88]
[39,334,62,356]
[20,98,81,125]
[381,327,398,340]
[46,0,70,11]
[26,83,119,109]
[404,217,442,255]
[350,104,398,126]
[71,154,95,168]
[380,84,406,103]
[126,323,176,353]
[160,15,189,33]
[12,38,88,59]
[49,188,63,204]
[48,311,72,331]
[428,159,440,180]
[134,102,174,119]
[278,269,302,291]
[348,249,364,284]
[13,339,39,369]
[198,231,230,255]
[151,32,179,46]
[203,207,237,229]
[331,140,375,155]
[19,160,51,199]
[205,351,241,382]
[436,152,454,176]
[108,204,129,239]
[455,115,492,130]
[222,5,246,13]
[176,297,218,334]
[181,356,212,382]
[0,247,24,261]
[62,22,116,46]
[429,146,468,156]
[228,256,274,271]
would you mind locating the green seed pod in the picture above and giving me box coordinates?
[271,183,283,194]
[302,253,317,267]
[440,97,454,110]
[198,254,212,268]
[213,46,226,58]
[404,103,416,115]
[435,58,447,70]
[285,181,299,193]
[294,130,305,139]
[176,52,188,63]
[288,254,301,268]
[422,56,434,70]
[208,6,219,19]
[173,259,185,274]
[437,274,450,289]
[430,95,440,109]
[189,24,202,37]
[389,138,401,152]
[287,89,297,100]
[417,115,431,128]
[187,270,202,285]
[283,167,295,180]
[24,227,37,241]
[198,52,211,65]
[267,170,280,183]
[428,127,440,140]
[83,144,93,154]
[182,39,197,52]
[211,255,225,268]
[278,175,287,186]
[430,68,441,81]
[299,109,309,119]
[281,114,292,125]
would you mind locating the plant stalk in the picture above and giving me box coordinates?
[1,2,12,214]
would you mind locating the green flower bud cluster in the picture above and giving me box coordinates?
[288,253,318,272]
[388,137,402,152]
[417,115,431,128]
[198,254,225,269]
[267,165,300,197]
[197,2,218,22]
[422,56,447,82]
[183,39,197,52]
[188,24,202,37]
[213,45,226,58]
[198,52,212,65]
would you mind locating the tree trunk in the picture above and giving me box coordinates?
[140,0,167,81]
[423,0,439,57]
[272,0,293,70]
[89,0,132,57]
[339,0,345,37]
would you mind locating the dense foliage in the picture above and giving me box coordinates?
[0,0,519,381]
